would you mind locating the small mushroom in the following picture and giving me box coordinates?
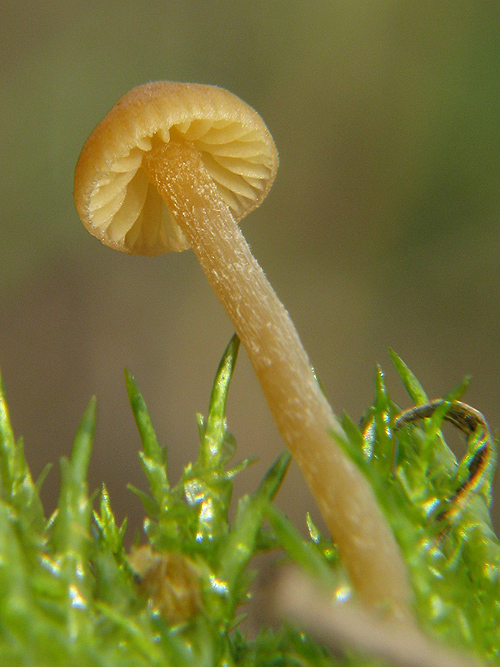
[74,82,411,615]
[128,545,202,624]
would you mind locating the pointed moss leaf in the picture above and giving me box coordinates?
[389,348,429,405]
[311,365,327,397]
[340,413,364,450]
[182,469,233,546]
[35,462,53,493]
[127,483,160,518]
[254,524,278,552]
[91,548,133,612]
[48,397,96,628]
[94,601,165,665]
[50,399,96,596]
[0,371,16,474]
[201,334,240,468]
[94,484,127,554]
[306,512,321,543]
[339,412,368,468]
[9,437,45,530]
[258,450,291,501]
[306,513,338,564]
[196,412,205,441]
[372,365,397,472]
[170,336,243,549]
[148,615,216,667]
[226,457,256,480]
[412,378,471,471]
[217,452,291,604]
[125,369,170,513]
[284,624,340,667]
[143,513,184,548]
[444,375,471,403]
[125,368,169,484]
[0,373,45,528]
[423,401,456,453]
[52,455,91,554]
[265,503,335,589]
[70,396,96,484]
[138,451,171,511]
[0,502,28,602]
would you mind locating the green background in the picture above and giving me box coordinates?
[1,1,500,536]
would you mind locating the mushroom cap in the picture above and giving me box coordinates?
[74,82,279,255]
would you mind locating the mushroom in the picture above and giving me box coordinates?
[74,82,411,615]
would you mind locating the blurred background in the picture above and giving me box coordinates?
[1,1,500,538]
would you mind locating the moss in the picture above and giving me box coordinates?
[0,335,498,665]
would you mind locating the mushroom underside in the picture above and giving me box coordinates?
[85,124,274,255]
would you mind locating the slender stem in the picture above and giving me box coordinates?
[144,142,412,616]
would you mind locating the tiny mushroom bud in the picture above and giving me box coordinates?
[128,545,202,624]
[74,82,411,615]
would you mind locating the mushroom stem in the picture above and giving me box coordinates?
[144,141,412,616]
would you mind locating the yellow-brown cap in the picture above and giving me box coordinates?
[74,82,278,255]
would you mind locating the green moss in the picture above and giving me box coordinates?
[0,336,498,665]
[346,352,500,660]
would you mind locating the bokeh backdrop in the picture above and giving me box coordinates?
[1,2,500,538]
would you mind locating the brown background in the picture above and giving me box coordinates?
[1,2,500,538]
